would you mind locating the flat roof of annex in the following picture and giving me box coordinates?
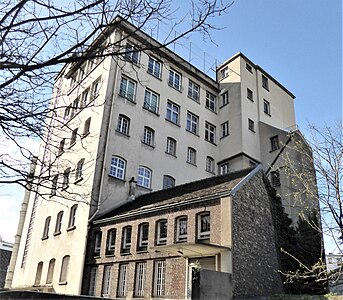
[218,52,296,99]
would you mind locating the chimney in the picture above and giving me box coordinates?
[128,177,136,202]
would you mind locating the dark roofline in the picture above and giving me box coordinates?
[218,52,295,99]
[94,167,256,222]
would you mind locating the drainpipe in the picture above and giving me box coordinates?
[5,156,37,288]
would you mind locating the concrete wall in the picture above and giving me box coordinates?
[231,172,283,297]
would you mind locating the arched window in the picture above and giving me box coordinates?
[68,204,77,229]
[109,156,126,180]
[42,216,51,239]
[106,229,116,255]
[137,166,152,189]
[34,261,43,285]
[117,114,130,135]
[54,211,63,234]
[46,258,56,284]
[59,255,70,283]
[205,156,215,173]
[163,175,175,189]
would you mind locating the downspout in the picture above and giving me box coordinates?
[5,156,37,288]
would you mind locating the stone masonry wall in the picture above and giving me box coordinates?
[232,172,283,298]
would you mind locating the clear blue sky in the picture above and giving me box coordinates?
[0,0,341,244]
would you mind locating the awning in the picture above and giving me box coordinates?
[149,243,230,258]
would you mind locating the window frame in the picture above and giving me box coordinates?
[42,216,51,239]
[148,56,161,78]
[262,74,269,90]
[220,163,230,175]
[270,135,280,152]
[221,121,229,138]
[187,147,197,165]
[205,121,216,144]
[271,170,281,186]
[88,266,98,296]
[188,80,200,102]
[58,138,65,155]
[166,137,176,156]
[166,100,180,125]
[106,229,116,256]
[168,69,181,90]
[121,226,132,254]
[156,219,168,245]
[75,158,84,182]
[205,91,216,112]
[143,89,159,113]
[68,204,77,229]
[83,117,91,137]
[101,265,112,298]
[109,156,126,180]
[117,114,130,136]
[59,255,70,284]
[248,118,255,132]
[54,211,63,235]
[117,263,128,297]
[119,76,136,102]
[70,128,78,147]
[247,88,253,101]
[46,258,55,284]
[137,166,152,189]
[91,78,101,99]
[176,216,188,243]
[197,212,211,240]
[137,223,149,251]
[62,167,71,189]
[220,66,229,79]
[153,260,166,297]
[124,42,140,64]
[142,126,155,147]
[94,231,102,257]
[205,156,215,174]
[264,99,271,115]
[221,91,229,107]
[34,261,43,286]
[163,175,175,189]
[186,111,199,135]
[134,262,146,297]
[51,175,58,196]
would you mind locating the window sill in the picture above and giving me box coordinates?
[187,95,200,103]
[165,152,177,158]
[220,134,230,140]
[74,177,83,184]
[66,226,76,232]
[41,236,49,241]
[69,142,76,149]
[176,239,188,244]
[142,106,160,116]
[108,174,126,182]
[115,130,130,138]
[53,231,61,237]
[147,70,162,81]
[120,252,131,256]
[137,249,148,253]
[247,97,254,102]
[59,281,68,286]
[185,129,199,137]
[136,184,152,191]
[105,253,115,257]
[264,112,271,117]
[141,141,155,149]
[205,106,217,114]
[263,86,270,92]
[219,103,229,109]
[118,93,136,104]
[168,83,182,93]
[186,162,197,167]
[270,148,280,153]
[82,132,90,139]
[205,140,217,146]
[165,118,180,127]
[249,129,256,133]
[206,170,216,175]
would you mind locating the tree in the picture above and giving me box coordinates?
[0,0,233,196]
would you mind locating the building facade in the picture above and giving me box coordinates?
[8,17,318,295]
[0,237,13,289]
[82,167,283,299]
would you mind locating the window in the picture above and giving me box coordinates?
[64,106,71,120]
[121,226,132,254]
[264,99,271,115]
[58,138,65,155]
[198,212,210,240]
[70,98,79,118]
[117,114,130,135]
[69,72,77,90]
[144,89,159,113]
[124,43,139,64]
[156,219,167,245]
[42,216,51,239]
[109,156,126,180]
[119,77,136,102]
[166,101,180,124]
[176,216,187,242]
[148,57,161,78]
[83,118,91,137]
[134,262,146,297]
[153,260,166,297]
[51,175,58,196]
[186,111,199,135]
[59,255,70,283]
[54,211,63,234]
[46,259,55,284]
[221,91,229,106]
[168,69,181,90]
[271,170,280,186]
[247,88,253,101]
[205,91,216,112]
[94,231,102,256]
[75,158,84,182]
[187,147,196,165]
[62,167,71,189]
[270,135,280,151]
[117,264,128,297]
[188,80,200,101]
[106,229,116,255]
[205,122,216,143]
[220,66,229,79]
[68,204,77,228]
[70,128,78,147]
[91,78,101,99]
[137,223,149,251]
[246,63,253,73]
[248,119,255,132]
[81,89,89,108]
[220,163,229,175]
[221,121,229,138]
[262,74,269,90]
[206,156,215,173]
[88,267,98,296]
[34,262,43,285]
[137,166,152,189]
[102,265,112,297]
[166,137,176,156]
[163,175,175,189]
[143,127,155,146]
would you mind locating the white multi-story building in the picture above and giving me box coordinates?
[7,17,317,295]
